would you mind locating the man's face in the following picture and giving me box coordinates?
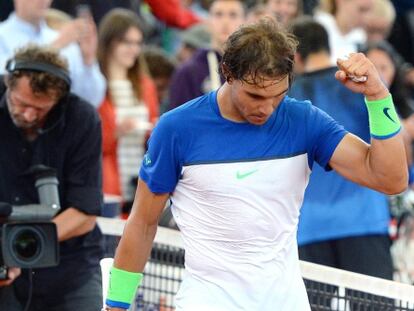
[7,76,58,130]
[229,75,289,125]
[337,0,374,29]
[208,0,245,47]
[365,17,392,43]
[14,0,52,23]
[266,0,299,26]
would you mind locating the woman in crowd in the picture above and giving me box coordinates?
[98,8,159,214]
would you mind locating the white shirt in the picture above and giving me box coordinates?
[172,157,311,311]
[0,13,106,107]
[315,11,367,63]
[109,79,150,201]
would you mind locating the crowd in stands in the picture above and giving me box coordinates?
[1,0,414,289]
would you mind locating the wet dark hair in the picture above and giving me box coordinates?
[219,18,298,86]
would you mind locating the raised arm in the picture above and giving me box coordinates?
[329,53,408,194]
[105,180,169,310]
[329,133,407,194]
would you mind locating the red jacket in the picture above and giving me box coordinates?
[98,76,159,196]
[146,0,201,29]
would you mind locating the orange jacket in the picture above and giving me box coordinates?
[98,76,159,196]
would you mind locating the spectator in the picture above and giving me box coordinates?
[363,0,414,90]
[289,17,401,289]
[246,4,271,24]
[142,46,176,114]
[98,9,159,211]
[0,45,103,311]
[175,23,211,64]
[315,0,373,62]
[264,0,303,27]
[0,0,106,107]
[364,0,395,43]
[168,0,245,110]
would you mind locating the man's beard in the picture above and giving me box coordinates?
[10,114,39,130]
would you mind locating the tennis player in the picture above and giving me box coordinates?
[103,19,407,311]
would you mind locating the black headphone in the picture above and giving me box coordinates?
[5,59,72,88]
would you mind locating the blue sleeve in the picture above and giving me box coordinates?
[139,114,183,193]
[408,164,414,185]
[306,104,348,171]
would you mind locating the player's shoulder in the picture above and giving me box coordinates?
[282,95,313,113]
[282,95,328,127]
[156,93,212,132]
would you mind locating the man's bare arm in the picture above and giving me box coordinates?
[53,207,96,241]
[113,180,169,273]
[330,133,407,194]
[106,180,169,311]
[328,53,409,194]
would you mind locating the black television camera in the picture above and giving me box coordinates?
[0,165,61,280]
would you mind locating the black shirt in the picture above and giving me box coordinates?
[0,79,104,296]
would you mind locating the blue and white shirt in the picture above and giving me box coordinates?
[140,91,347,310]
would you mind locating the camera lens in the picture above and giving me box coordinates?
[12,228,42,261]
[2,223,58,268]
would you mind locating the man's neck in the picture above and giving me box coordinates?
[211,39,224,55]
[216,83,243,122]
[304,52,334,73]
[15,12,42,28]
[335,12,352,35]
[24,128,39,141]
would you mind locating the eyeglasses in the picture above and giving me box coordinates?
[119,38,143,48]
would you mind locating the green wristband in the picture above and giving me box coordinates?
[106,266,143,308]
[365,94,401,139]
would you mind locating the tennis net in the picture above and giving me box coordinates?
[98,217,414,311]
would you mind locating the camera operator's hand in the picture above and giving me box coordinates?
[0,267,21,287]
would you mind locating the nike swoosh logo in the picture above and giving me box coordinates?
[236,169,259,179]
[383,108,396,123]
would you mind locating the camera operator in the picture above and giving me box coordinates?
[0,45,104,310]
